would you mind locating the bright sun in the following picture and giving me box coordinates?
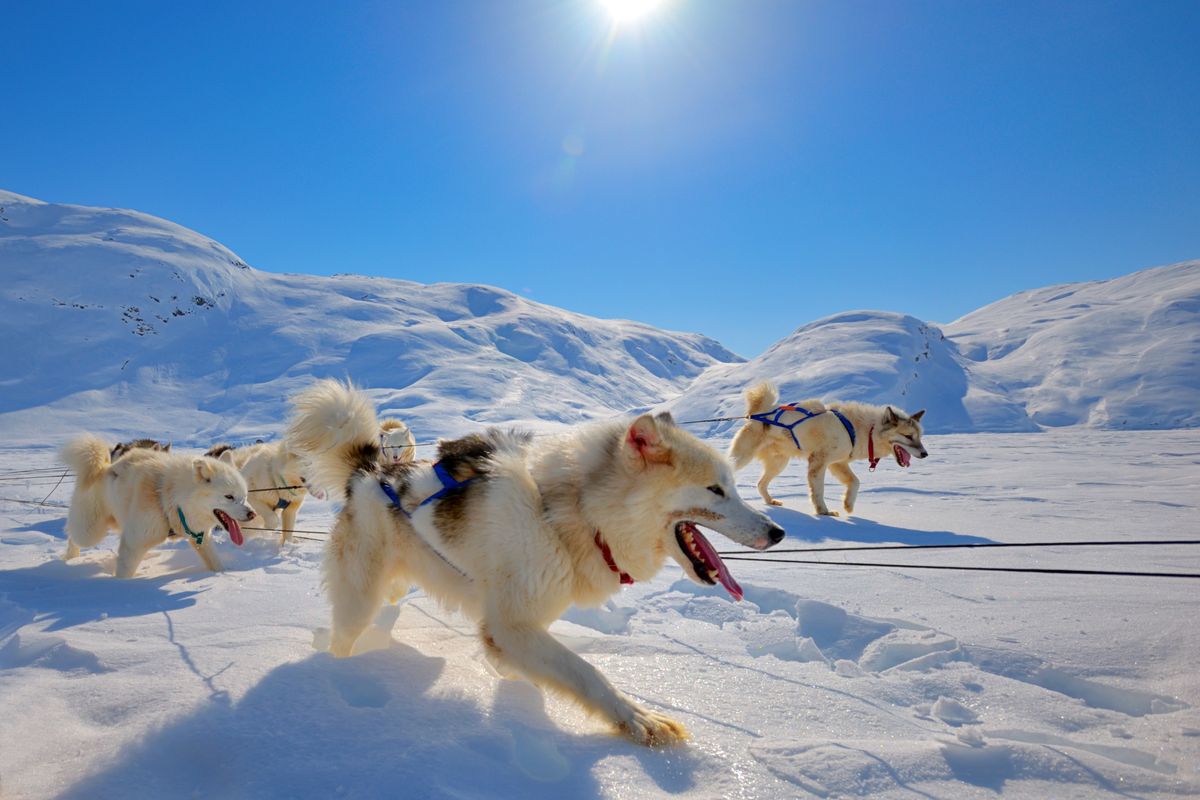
[600,0,665,24]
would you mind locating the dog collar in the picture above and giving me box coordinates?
[594,531,633,585]
[175,507,205,546]
[868,426,880,472]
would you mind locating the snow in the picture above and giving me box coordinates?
[0,190,739,448]
[663,264,1200,435]
[1,430,1198,798]
[1,190,1198,797]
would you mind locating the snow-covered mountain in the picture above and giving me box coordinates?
[664,262,1199,434]
[0,190,740,446]
[944,262,1200,430]
[1,189,1196,442]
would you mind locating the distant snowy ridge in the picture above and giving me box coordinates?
[0,190,740,446]
[665,262,1200,434]
[1,189,1196,441]
[944,261,1200,430]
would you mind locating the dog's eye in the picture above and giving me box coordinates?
[707,485,725,497]
[224,494,234,501]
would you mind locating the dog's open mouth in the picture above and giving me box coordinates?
[675,522,743,601]
[894,445,911,468]
[213,509,245,546]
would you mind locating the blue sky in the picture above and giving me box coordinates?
[3,0,1197,356]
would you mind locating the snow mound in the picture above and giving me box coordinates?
[0,190,740,445]
[945,261,1200,429]
[662,311,1022,434]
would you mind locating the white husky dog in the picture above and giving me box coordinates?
[379,418,417,463]
[61,434,256,577]
[205,441,325,544]
[729,382,928,516]
[288,380,785,746]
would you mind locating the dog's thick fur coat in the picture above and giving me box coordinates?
[61,434,256,577]
[729,382,928,515]
[288,380,785,746]
[204,440,321,544]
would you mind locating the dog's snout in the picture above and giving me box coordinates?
[917,450,928,459]
[767,525,785,546]
[244,509,257,521]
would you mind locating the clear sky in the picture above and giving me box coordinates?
[3,0,1198,356]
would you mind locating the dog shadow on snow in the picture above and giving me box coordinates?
[55,640,700,799]
[759,506,994,547]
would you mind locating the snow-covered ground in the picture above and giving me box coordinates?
[2,429,1197,799]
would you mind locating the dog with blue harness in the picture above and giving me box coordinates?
[730,381,928,516]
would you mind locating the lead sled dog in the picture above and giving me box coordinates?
[61,434,256,577]
[288,380,786,746]
[729,382,928,516]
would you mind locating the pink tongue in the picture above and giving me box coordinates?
[894,445,911,468]
[220,512,245,546]
[690,527,744,602]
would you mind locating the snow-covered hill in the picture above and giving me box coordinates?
[0,190,740,446]
[944,262,1200,429]
[663,264,1200,434]
[1,189,1196,441]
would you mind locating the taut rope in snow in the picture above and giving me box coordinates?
[716,555,1200,580]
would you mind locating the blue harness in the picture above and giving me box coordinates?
[750,404,857,451]
[378,462,471,519]
[378,461,474,580]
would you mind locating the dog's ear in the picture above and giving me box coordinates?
[883,407,899,426]
[193,457,215,483]
[910,409,925,423]
[655,411,676,427]
[218,449,237,465]
[162,442,172,451]
[625,414,673,467]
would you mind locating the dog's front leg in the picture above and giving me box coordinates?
[279,502,299,545]
[192,536,225,573]
[829,461,860,515]
[484,620,688,747]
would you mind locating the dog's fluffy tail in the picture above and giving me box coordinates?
[60,434,111,487]
[728,382,779,470]
[287,380,381,499]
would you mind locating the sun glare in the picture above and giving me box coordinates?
[600,0,665,24]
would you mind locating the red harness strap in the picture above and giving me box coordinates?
[594,531,634,585]
[867,425,880,472]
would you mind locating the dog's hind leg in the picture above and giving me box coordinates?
[829,461,860,516]
[756,451,790,507]
[807,456,836,516]
[64,540,81,560]
[325,522,391,657]
[483,619,688,747]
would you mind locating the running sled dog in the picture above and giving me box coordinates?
[61,434,256,577]
[289,380,786,745]
[205,440,325,545]
[729,382,928,516]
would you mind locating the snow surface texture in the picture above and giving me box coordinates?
[0,190,739,447]
[1,431,1198,798]
[2,190,1198,445]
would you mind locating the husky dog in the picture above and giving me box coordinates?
[288,380,785,746]
[204,441,325,544]
[379,418,417,464]
[61,434,255,577]
[729,382,927,516]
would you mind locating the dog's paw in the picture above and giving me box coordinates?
[816,509,839,517]
[766,499,783,507]
[619,708,689,747]
[843,504,855,515]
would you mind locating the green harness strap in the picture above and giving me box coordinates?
[176,508,205,546]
